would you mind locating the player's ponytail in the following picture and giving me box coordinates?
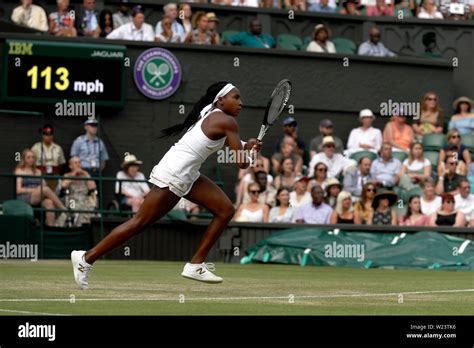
[160,81,229,137]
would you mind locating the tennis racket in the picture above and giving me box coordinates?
[256,79,292,142]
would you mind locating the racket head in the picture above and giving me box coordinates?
[263,79,292,126]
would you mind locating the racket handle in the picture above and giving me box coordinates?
[257,125,267,141]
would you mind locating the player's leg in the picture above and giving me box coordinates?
[180,175,234,283]
[84,186,180,264]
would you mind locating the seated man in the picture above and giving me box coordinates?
[358,27,396,57]
[294,185,333,224]
[343,156,373,199]
[242,170,277,208]
[454,178,474,226]
[436,155,466,196]
[308,136,356,178]
[345,109,382,157]
[370,142,402,189]
[225,19,275,49]
[271,136,303,175]
[11,0,48,32]
[309,119,344,157]
[275,117,305,159]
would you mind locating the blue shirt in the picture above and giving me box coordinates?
[227,32,276,49]
[294,202,333,224]
[370,157,402,187]
[70,134,109,169]
[358,40,396,57]
[448,117,474,135]
[155,20,185,42]
[308,3,337,12]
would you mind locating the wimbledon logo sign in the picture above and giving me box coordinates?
[133,47,181,100]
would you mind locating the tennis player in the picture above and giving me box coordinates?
[71,81,262,289]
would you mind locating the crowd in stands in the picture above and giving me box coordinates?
[7,0,473,58]
[233,94,474,227]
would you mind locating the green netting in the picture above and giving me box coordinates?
[243,228,474,271]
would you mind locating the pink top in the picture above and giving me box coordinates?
[366,6,394,17]
[399,215,429,226]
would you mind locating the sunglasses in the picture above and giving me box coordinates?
[325,144,335,148]
[285,124,296,127]
[450,135,460,139]
[461,186,471,190]
[426,97,437,101]
[366,188,375,192]
[445,200,454,204]
[448,162,457,166]
[317,167,327,172]
[250,190,260,194]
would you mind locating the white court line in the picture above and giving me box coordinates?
[0,308,70,316]
[0,289,473,302]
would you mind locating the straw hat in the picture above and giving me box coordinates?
[121,154,143,169]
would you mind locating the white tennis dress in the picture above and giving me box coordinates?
[149,109,226,197]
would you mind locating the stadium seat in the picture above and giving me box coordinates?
[424,151,440,170]
[422,134,446,151]
[277,34,303,50]
[332,37,357,55]
[300,36,312,51]
[392,151,408,163]
[393,8,413,18]
[221,30,239,44]
[2,199,34,220]
[469,176,474,194]
[404,186,423,202]
[349,150,378,163]
[461,134,474,153]
[392,186,405,203]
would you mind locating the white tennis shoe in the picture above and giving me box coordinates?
[181,262,223,283]
[71,250,93,290]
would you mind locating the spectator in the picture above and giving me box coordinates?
[269,187,295,223]
[454,178,474,224]
[177,3,192,34]
[366,0,395,15]
[282,0,307,10]
[70,118,109,177]
[343,156,373,199]
[383,115,414,153]
[290,176,312,208]
[440,0,471,20]
[420,177,441,216]
[368,190,398,225]
[353,182,376,224]
[235,154,270,200]
[435,155,466,195]
[330,191,359,224]
[307,162,328,192]
[225,19,276,49]
[308,0,337,12]
[75,0,100,37]
[345,109,382,157]
[294,185,333,224]
[309,119,344,157]
[234,183,269,222]
[115,154,150,212]
[339,0,362,14]
[106,6,154,41]
[155,3,185,42]
[308,136,356,178]
[325,178,342,208]
[417,0,443,18]
[156,15,181,43]
[236,158,273,206]
[429,193,466,227]
[275,117,305,159]
[274,157,296,190]
[231,0,259,7]
[31,124,66,179]
[58,156,96,226]
[398,142,432,191]
[15,149,67,226]
[11,0,48,32]
[98,9,114,37]
[49,0,77,37]
[421,31,442,58]
[254,170,277,207]
[370,142,402,189]
[439,130,471,174]
[449,96,474,135]
[399,195,429,226]
[358,27,396,57]
[206,12,220,43]
[272,136,303,175]
[184,11,219,45]
[413,91,444,140]
[112,0,132,29]
[307,24,336,54]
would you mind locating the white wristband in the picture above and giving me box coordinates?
[241,140,247,149]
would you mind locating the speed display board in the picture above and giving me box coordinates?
[2,39,126,107]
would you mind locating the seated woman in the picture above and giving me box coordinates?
[274,157,296,190]
[58,156,96,226]
[184,11,218,45]
[420,177,442,216]
[307,162,328,192]
[438,130,471,176]
[398,142,432,191]
[368,190,398,226]
[155,15,181,43]
[399,195,429,226]
[383,115,414,153]
[325,178,342,209]
[269,187,294,223]
[289,176,312,208]
[306,24,336,54]
[14,149,66,226]
[353,182,376,224]
[271,136,303,175]
[429,193,466,227]
[413,91,444,141]
[330,191,360,224]
[448,96,474,135]
[115,155,150,212]
[235,157,274,206]
[233,183,269,223]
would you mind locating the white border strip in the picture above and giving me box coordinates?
[0,308,70,316]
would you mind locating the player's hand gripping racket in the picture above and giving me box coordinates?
[249,79,292,158]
